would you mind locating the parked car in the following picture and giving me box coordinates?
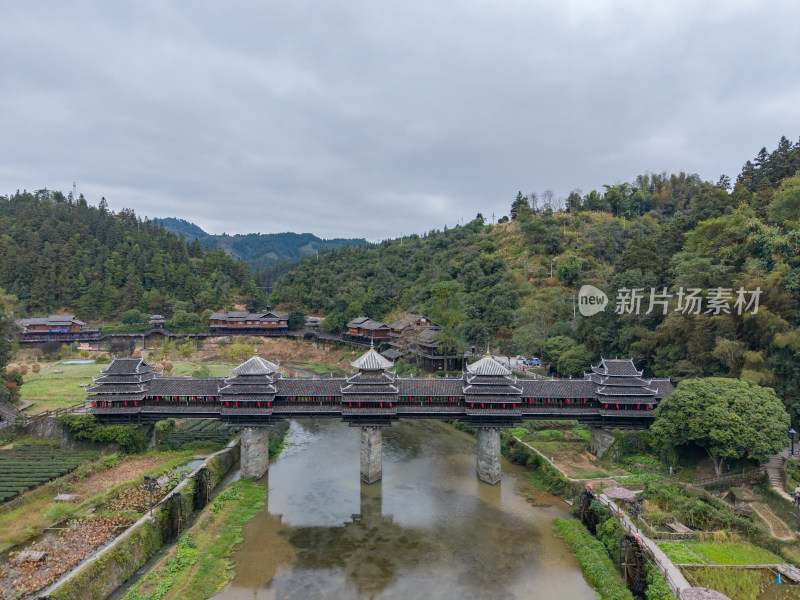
[530,357,541,366]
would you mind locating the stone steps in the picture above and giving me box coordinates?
[765,450,795,502]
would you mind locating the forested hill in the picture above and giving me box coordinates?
[271,136,800,417]
[0,192,266,319]
[156,217,368,272]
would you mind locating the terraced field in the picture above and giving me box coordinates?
[0,442,98,503]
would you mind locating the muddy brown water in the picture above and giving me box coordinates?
[212,419,594,600]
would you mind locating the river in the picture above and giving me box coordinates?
[212,419,594,600]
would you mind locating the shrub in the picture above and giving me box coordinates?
[644,563,676,600]
[451,420,476,435]
[553,518,634,600]
[57,414,149,453]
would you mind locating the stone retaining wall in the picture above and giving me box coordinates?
[43,438,240,600]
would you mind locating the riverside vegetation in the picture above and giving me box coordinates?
[272,136,800,421]
[500,421,800,600]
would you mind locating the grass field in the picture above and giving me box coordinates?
[21,362,110,413]
[20,357,351,414]
[659,539,783,565]
[20,360,241,413]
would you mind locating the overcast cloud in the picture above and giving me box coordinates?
[2,1,799,240]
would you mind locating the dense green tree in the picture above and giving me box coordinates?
[542,336,576,370]
[0,190,265,319]
[0,291,19,405]
[650,378,790,475]
[121,309,146,325]
[288,310,307,330]
[510,192,530,220]
[557,344,594,377]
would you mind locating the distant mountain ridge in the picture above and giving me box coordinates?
[155,217,368,271]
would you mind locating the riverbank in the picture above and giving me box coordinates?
[500,424,800,600]
[121,479,266,600]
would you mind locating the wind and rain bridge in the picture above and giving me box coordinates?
[87,349,672,484]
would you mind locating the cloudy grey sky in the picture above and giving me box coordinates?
[2,1,799,240]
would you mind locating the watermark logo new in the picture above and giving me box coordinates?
[578,285,608,316]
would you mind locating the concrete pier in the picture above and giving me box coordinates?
[240,426,270,479]
[476,426,501,485]
[360,426,383,484]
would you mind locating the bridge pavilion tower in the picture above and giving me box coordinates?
[342,345,398,484]
[463,356,522,485]
[219,350,279,479]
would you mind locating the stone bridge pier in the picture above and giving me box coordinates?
[240,423,504,485]
[241,426,270,479]
[360,426,384,484]
[476,426,501,485]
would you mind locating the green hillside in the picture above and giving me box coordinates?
[155,217,368,272]
[271,136,800,416]
[0,192,266,319]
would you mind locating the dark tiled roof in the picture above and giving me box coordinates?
[463,384,522,395]
[93,374,156,384]
[90,394,145,402]
[387,314,439,331]
[341,383,399,394]
[465,375,514,386]
[211,310,288,322]
[597,385,656,396]
[519,380,597,398]
[277,379,343,396]
[649,379,674,397]
[350,348,394,370]
[591,358,642,377]
[345,371,395,384]
[102,358,155,375]
[148,378,222,396]
[231,355,279,376]
[20,315,86,327]
[397,379,464,397]
[346,317,389,330]
[218,383,277,395]
[587,373,654,387]
[465,396,523,403]
[86,383,146,394]
[466,356,511,376]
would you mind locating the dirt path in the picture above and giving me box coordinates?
[751,501,795,541]
[514,437,627,482]
[79,455,173,497]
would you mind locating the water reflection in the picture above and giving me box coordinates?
[213,420,594,600]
